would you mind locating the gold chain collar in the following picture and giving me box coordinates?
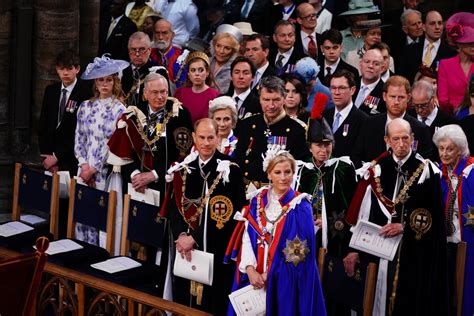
[136,110,174,146]
[373,162,425,208]
[180,166,224,226]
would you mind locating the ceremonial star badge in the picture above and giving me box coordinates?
[283,235,309,266]
[463,204,474,227]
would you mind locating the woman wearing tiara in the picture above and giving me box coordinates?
[225,150,326,315]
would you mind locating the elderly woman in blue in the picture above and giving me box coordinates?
[208,96,238,157]
[226,150,326,316]
[433,124,474,316]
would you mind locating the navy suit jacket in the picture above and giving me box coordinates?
[324,105,368,159]
[38,79,92,175]
[99,15,137,61]
[399,38,457,83]
[318,59,359,87]
[353,112,433,167]
[353,78,386,115]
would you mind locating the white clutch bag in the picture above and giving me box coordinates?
[173,249,214,286]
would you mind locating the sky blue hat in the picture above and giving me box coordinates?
[294,57,320,85]
[81,54,129,80]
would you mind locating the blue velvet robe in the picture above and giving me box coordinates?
[228,188,326,316]
[440,156,474,316]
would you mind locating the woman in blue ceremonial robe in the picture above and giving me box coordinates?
[434,124,474,316]
[225,150,326,315]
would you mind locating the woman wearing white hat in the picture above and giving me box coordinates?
[209,24,243,94]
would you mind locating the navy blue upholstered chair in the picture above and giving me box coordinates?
[0,163,59,250]
[47,178,115,267]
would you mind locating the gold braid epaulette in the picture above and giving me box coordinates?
[373,162,425,209]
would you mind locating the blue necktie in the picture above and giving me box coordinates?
[355,85,368,108]
[241,0,252,19]
[332,112,341,133]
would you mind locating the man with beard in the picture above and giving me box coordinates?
[150,19,187,90]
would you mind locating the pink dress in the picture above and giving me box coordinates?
[438,55,474,114]
[174,87,220,123]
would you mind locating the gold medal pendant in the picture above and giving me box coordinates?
[155,123,163,134]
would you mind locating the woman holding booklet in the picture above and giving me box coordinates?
[225,150,326,315]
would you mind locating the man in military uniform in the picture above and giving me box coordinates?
[344,118,448,316]
[234,75,310,191]
[167,118,246,314]
[107,72,193,295]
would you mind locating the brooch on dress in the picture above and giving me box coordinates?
[464,205,474,228]
[283,235,309,266]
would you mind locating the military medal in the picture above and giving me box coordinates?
[264,128,272,137]
[412,140,418,152]
[245,137,254,156]
[66,100,77,113]
[267,136,287,150]
[342,124,349,137]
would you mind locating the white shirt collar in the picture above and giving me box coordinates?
[381,70,390,82]
[233,88,252,110]
[300,30,317,53]
[277,46,294,61]
[324,58,340,74]
[112,14,124,24]
[335,102,353,123]
[361,78,380,92]
[61,78,77,93]
[392,150,412,166]
[257,61,270,76]
[407,35,419,45]
[199,156,212,167]
[418,106,438,126]
[148,104,164,115]
[424,37,441,48]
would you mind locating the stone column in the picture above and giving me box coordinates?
[0,1,12,157]
[80,0,101,68]
[0,0,12,211]
[32,0,80,125]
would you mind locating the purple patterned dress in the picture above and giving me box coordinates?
[74,96,125,245]
[75,96,125,189]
